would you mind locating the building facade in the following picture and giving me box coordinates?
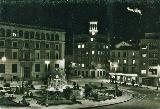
[110,41,140,84]
[73,21,110,78]
[139,33,160,86]
[0,22,65,81]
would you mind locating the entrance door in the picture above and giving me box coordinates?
[24,67,30,79]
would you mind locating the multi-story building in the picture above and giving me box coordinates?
[110,41,140,84]
[73,21,110,78]
[140,33,160,86]
[0,22,65,81]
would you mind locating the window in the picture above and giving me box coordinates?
[82,44,84,48]
[149,69,157,75]
[132,60,135,65]
[12,64,17,73]
[35,64,40,72]
[82,64,84,67]
[19,30,23,38]
[118,60,120,64]
[24,31,29,39]
[123,52,127,57]
[91,38,93,41]
[142,54,147,57]
[118,52,120,57]
[46,43,50,49]
[35,32,40,40]
[6,29,11,37]
[106,45,108,49]
[0,28,5,37]
[12,30,17,37]
[141,70,146,74]
[0,64,5,73]
[132,52,135,57]
[55,34,59,41]
[12,52,18,59]
[12,42,18,48]
[55,53,59,59]
[46,52,50,59]
[123,60,127,64]
[98,51,100,54]
[23,52,30,60]
[51,33,54,41]
[12,33,16,37]
[35,43,40,49]
[0,41,4,47]
[55,64,59,68]
[55,44,59,50]
[46,33,50,40]
[24,42,29,48]
[78,45,81,48]
[30,32,34,39]
[86,52,88,54]
[0,52,4,58]
[92,51,95,54]
[35,52,40,59]
[41,33,45,40]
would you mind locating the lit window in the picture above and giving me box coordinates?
[98,51,100,54]
[78,45,81,48]
[82,64,84,67]
[92,51,95,54]
[143,62,146,65]
[141,70,146,74]
[142,54,147,57]
[91,38,93,41]
[118,60,119,64]
[86,52,88,54]
[103,45,105,48]
[12,33,17,37]
[132,52,135,56]
[123,60,127,64]
[106,46,108,49]
[101,51,103,54]
[82,44,85,48]
[132,60,135,64]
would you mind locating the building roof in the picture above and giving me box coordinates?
[0,22,65,32]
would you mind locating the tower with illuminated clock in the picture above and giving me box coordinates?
[73,21,110,78]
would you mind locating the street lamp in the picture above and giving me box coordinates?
[112,62,118,97]
[44,60,50,107]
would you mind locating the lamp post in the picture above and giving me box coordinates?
[45,60,50,107]
[112,62,118,97]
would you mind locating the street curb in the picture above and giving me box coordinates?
[79,92,133,109]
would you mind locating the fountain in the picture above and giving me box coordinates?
[47,74,70,92]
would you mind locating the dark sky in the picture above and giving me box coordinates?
[0,0,160,54]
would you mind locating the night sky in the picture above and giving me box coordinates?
[0,0,160,54]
